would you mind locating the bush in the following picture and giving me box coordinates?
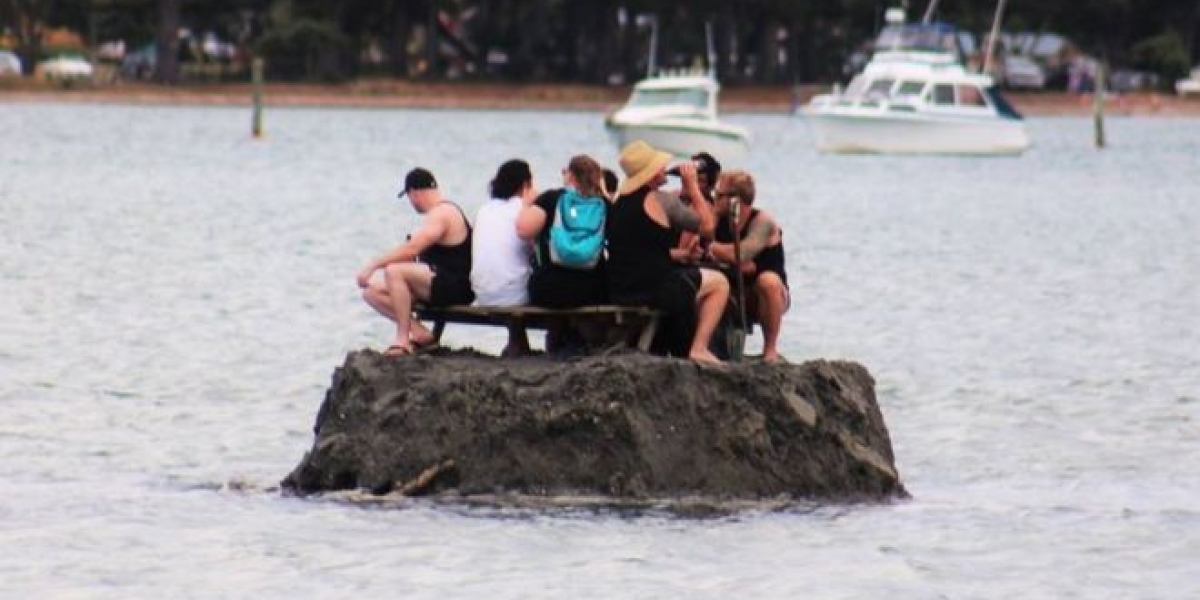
[254,18,349,82]
[1130,31,1190,85]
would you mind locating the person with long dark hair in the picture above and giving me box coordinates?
[472,158,535,356]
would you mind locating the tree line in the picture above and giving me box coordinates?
[4,0,1199,85]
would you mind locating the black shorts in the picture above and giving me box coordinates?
[654,266,701,310]
[428,273,474,307]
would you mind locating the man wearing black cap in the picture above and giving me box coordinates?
[356,167,475,356]
[670,151,722,265]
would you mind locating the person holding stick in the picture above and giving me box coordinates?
[708,170,790,363]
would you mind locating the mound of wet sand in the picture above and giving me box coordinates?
[282,349,907,505]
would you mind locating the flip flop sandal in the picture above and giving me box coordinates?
[383,344,415,357]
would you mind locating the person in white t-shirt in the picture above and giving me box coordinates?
[471,159,535,356]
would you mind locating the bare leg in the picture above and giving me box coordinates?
[410,319,436,346]
[689,268,729,364]
[362,263,434,350]
[755,273,788,362]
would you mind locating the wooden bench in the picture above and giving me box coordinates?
[414,304,664,352]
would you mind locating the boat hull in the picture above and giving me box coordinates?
[606,120,749,162]
[802,109,1030,155]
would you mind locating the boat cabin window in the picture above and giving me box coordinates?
[865,78,895,100]
[629,88,709,109]
[955,85,987,107]
[895,80,926,98]
[929,84,955,105]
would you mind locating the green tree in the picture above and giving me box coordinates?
[1131,30,1189,82]
[1,0,57,75]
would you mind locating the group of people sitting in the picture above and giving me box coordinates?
[355,140,789,364]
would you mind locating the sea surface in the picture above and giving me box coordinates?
[2,102,1198,599]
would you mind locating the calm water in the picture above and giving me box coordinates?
[2,102,1199,598]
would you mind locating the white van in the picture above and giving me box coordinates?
[0,50,23,76]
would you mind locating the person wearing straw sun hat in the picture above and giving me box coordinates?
[606,140,729,364]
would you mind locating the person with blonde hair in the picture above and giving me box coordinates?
[516,154,610,310]
[606,141,729,364]
[708,169,790,363]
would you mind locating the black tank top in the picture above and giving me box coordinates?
[418,201,472,275]
[606,187,676,305]
[715,208,787,286]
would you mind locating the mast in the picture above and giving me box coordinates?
[921,0,941,24]
[982,0,1008,75]
[705,21,716,77]
[647,16,659,77]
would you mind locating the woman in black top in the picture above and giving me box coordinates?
[607,141,729,364]
[516,154,609,308]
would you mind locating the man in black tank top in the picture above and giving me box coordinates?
[708,170,790,363]
[356,168,475,357]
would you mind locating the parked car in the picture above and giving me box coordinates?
[1178,67,1200,97]
[0,50,22,76]
[1002,55,1047,89]
[120,44,156,80]
[1109,69,1160,93]
[39,55,94,80]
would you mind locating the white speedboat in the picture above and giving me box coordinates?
[605,71,750,161]
[802,15,1030,155]
[1177,67,1200,96]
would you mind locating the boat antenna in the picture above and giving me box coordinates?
[982,0,1008,75]
[922,0,941,24]
[705,21,716,77]
[647,15,659,77]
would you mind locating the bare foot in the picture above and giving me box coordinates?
[763,351,784,364]
[688,349,722,365]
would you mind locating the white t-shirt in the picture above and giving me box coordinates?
[470,196,531,306]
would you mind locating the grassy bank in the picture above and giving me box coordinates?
[3,77,1199,116]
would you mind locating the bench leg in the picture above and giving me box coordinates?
[431,319,446,343]
[636,316,659,352]
[501,317,531,358]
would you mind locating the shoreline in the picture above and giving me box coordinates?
[3,79,1200,116]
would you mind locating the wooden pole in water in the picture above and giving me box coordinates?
[982,0,1008,76]
[1093,62,1106,148]
[251,57,264,139]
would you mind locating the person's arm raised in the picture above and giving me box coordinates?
[678,163,715,240]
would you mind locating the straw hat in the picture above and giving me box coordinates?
[617,140,672,196]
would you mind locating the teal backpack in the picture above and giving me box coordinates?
[546,189,606,269]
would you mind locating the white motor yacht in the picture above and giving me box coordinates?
[605,71,750,161]
[801,12,1030,155]
[1176,67,1200,96]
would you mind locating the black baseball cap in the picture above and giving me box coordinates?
[399,167,438,197]
[691,152,721,183]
